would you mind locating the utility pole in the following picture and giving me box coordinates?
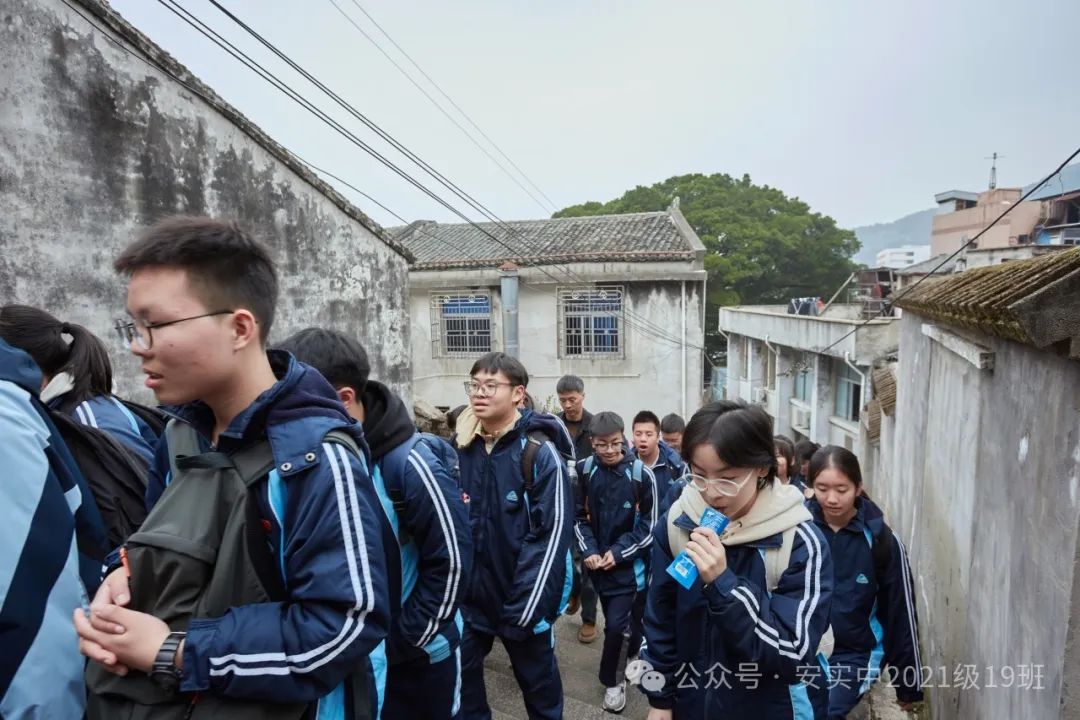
[985,152,1004,190]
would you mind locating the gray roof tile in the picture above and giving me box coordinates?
[391,211,698,270]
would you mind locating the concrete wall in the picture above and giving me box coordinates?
[410,274,706,424]
[869,313,1080,720]
[720,306,899,367]
[0,0,411,402]
[724,333,862,454]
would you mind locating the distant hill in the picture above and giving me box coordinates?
[851,208,936,266]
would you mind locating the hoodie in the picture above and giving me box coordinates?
[642,480,834,719]
[361,380,472,667]
[808,496,923,704]
[0,339,108,719]
[454,406,575,640]
[141,351,391,717]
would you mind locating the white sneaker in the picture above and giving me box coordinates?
[625,658,648,686]
[603,682,627,713]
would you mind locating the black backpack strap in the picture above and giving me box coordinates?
[520,430,550,496]
[873,523,894,584]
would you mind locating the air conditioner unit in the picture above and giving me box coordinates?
[751,386,768,404]
[791,406,811,430]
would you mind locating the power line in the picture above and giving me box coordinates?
[343,0,558,212]
[330,0,558,214]
[191,0,532,239]
[808,144,1080,358]
[159,0,566,281]
[65,0,712,358]
[192,0,701,351]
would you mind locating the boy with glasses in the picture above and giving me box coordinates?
[573,412,657,713]
[75,216,391,720]
[453,353,574,720]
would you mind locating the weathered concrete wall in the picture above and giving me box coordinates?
[870,313,1080,720]
[0,0,411,402]
[409,275,705,424]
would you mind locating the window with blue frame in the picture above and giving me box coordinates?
[559,286,624,358]
[431,291,492,357]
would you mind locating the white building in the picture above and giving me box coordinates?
[875,244,931,269]
[719,303,898,455]
[394,202,708,423]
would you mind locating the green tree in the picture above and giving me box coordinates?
[555,173,860,362]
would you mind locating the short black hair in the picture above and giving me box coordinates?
[660,413,685,434]
[808,445,863,488]
[706,400,777,488]
[794,439,820,464]
[470,352,528,388]
[521,392,535,410]
[114,216,279,344]
[590,411,624,436]
[682,402,734,461]
[275,327,370,392]
[632,410,660,430]
[774,435,795,469]
[556,374,584,394]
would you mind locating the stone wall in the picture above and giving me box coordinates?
[867,313,1080,719]
[0,0,411,402]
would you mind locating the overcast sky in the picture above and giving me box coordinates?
[110,0,1080,231]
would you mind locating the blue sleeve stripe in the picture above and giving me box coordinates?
[620,465,658,557]
[728,523,824,660]
[205,442,375,677]
[108,396,142,436]
[518,442,566,626]
[407,450,463,647]
[895,537,922,675]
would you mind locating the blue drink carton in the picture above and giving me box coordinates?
[666,507,730,589]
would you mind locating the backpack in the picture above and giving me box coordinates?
[520,429,577,530]
[86,421,371,720]
[50,411,149,549]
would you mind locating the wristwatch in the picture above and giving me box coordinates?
[150,631,186,692]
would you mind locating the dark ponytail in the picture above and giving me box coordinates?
[0,304,114,409]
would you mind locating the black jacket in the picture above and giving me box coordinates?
[557,408,594,463]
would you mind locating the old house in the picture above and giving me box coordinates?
[393,202,707,423]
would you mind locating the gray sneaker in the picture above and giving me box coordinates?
[602,682,627,713]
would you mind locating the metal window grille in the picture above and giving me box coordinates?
[430,290,492,357]
[558,286,624,358]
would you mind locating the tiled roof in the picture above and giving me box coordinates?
[391,210,702,270]
[895,247,1080,357]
